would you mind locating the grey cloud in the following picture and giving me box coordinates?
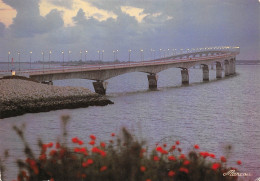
[46,0,74,9]
[0,22,5,36]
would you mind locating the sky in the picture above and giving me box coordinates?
[0,0,259,62]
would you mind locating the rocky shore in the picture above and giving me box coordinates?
[0,76,113,119]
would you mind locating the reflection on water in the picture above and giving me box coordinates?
[0,65,260,180]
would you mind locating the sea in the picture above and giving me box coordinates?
[0,62,260,180]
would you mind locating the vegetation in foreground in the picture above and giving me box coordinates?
[1,116,244,181]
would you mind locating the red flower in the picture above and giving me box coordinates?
[82,162,88,167]
[179,154,186,160]
[237,160,242,165]
[81,174,86,178]
[146,179,152,181]
[194,144,200,149]
[78,140,84,145]
[74,147,80,153]
[179,167,189,174]
[171,145,176,150]
[100,166,107,172]
[183,160,190,165]
[200,152,209,158]
[90,134,96,140]
[163,144,167,148]
[89,140,95,145]
[212,163,220,171]
[168,170,175,177]
[141,148,146,153]
[50,178,54,181]
[156,146,163,152]
[209,153,215,159]
[56,142,60,149]
[176,141,180,145]
[49,150,57,156]
[178,148,182,152]
[100,142,106,148]
[72,137,79,143]
[111,133,115,137]
[153,156,160,161]
[48,142,53,148]
[168,155,176,161]
[39,154,46,160]
[86,159,93,165]
[140,166,146,172]
[220,156,226,163]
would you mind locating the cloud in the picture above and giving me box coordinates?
[0,0,259,61]
[39,0,117,27]
[0,22,5,36]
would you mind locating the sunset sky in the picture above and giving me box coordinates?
[0,0,259,62]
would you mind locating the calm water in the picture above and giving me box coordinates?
[0,64,260,180]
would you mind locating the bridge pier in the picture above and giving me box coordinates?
[41,81,53,85]
[202,65,209,81]
[181,69,189,85]
[93,81,108,95]
[224,60,230,76]
[216,62,222,79]
[147,74,158,89]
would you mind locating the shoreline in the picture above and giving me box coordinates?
[0,76,114,119]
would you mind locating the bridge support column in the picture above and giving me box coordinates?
[224,60,230,77]
[42,81,53,85]
[93,81,108,95]
[202,65,209,81]
[181,69,189,85]
[216,62,222,79]
[147,74,158,90]
[234,58,236,74]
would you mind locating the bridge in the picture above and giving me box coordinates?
[17,47,239,94]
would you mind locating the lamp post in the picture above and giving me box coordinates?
[140,49,144,61]
[30,51,32,69]
[49,50,51,69]
[68,50,71,62]
[62,51,64,70]
[80,50,82,61]
[42,51,44,72]
[128,49,131,63]
[159,49,162,58]
[85,50,88,61]
[116,50,119,61]
[18,52,20,71]
[102,50,104,61]
[8,51,10,71]
[97,50,100,61]
[113,50,115,61]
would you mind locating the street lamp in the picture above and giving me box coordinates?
[85,50,88,61]
[68,50,71,62]
[30,51,32,69]
[113,50,115,61]
[49,50,51,68]
[18,52,20,71]
[62,51,64,70]
[80,50,82,61]
[42,51,44,72]
[102,50,104,61]
[159,49,162,58]
[8,51,10,71]
[140,49,144,61]
[116,50,119,61]
[97,50,100,61]
[128,49,131,63]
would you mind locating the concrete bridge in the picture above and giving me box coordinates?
[25,48,239,94]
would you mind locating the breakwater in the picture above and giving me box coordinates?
[0,76,113,119]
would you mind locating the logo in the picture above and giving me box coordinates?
[255,177,260,181]
[223,170,252,177]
